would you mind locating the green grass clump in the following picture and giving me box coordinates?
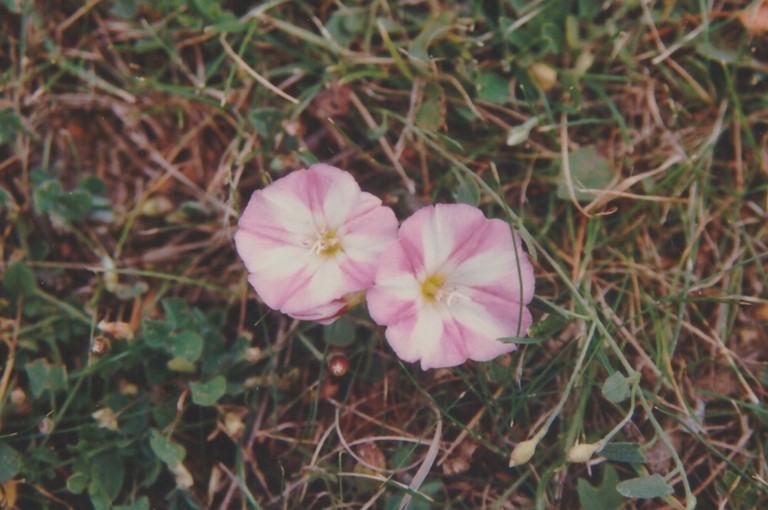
[1,1,767,509]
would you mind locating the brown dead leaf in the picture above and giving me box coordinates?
[441,440,477,475]
[740,1,768,34]
[644,427,680,474]
[356,441,387,471]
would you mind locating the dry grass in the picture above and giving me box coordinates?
[1,1,767,509]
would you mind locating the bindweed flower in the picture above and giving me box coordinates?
[235,164,398,324]
[367,204,535,370]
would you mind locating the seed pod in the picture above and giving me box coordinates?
[90,336,111,357]
[327,353,349,377]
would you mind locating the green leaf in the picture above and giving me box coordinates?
[498,336,547,345]
[1,0,23,14]
[2,260,36,299]
[25,359,68,398]
[57,189,94,220]
[247,107,283,139]
[416,82,446,132]
[600,442,646,464]
[323,316,357,347]
[149,430,185,467]
[454,171,481,207]
[142,319,173,349]
[66,471,89,494]
[0,442,22,484]
[162,297,193,329]
[601,371,630,403]
[168,330,203,363]
[0,186,14,210]
[110,0,137,19]
[167,357,197,373]
[0,108,22,144]
[326,8,366,47]
[92,453,125,500]
[616,474,674,499]
[556,145,613,202]
[115,497,151,510]
[88,478,111,510]
[33,179,62,215]
[526,313,569,338]
[409,11,456,63]
[476,71,510,105]
[77,176,107,196]
[190,376,226,406]
[577,464,624,510]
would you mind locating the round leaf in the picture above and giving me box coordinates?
[616,474,674,499]
[602,371,630,403]
[149,430,185,467]
[0,442,21,484]
[190,376,226,406]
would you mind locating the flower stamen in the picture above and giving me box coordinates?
[304,226,343,257]
[421,274,469,307]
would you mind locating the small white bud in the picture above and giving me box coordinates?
[223,413,245,439]
[10,387,26,405]
[567,441,603,463]
[509,438,539,467]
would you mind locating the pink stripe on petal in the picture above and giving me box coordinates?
[341,195,398,242]
[424,305,516,364]
[310,164,361,227]
[247,268,309,313]
[296,259,348,311]
[457,290,533,340]
[421,314,470,369]
[385,305,444,366]
[240,179,314,237]
[367,288,420,326]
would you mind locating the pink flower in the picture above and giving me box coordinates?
[234,164,398,324]
[367,204,535,370]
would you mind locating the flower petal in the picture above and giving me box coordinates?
[447,297,526,360]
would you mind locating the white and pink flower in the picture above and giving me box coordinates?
[234,164,398,324]
[367,204,535,370]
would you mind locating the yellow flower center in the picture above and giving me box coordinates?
[306,226,342,257]
[420,273,446,303]
[420,273,470,306]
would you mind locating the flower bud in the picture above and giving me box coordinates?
[244,347,262,363]
[223,412,245,439]
[567,441,603,463]
[509,438,539,467]
[170,462,194,489]
[10,387,26,405]
[528,62,557,92]
[39,417,54,435]
[120,380,139,395]
[90,336,111,357]
[92,408,119,431]
[327,353,349,377]
[98,320,134,341]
